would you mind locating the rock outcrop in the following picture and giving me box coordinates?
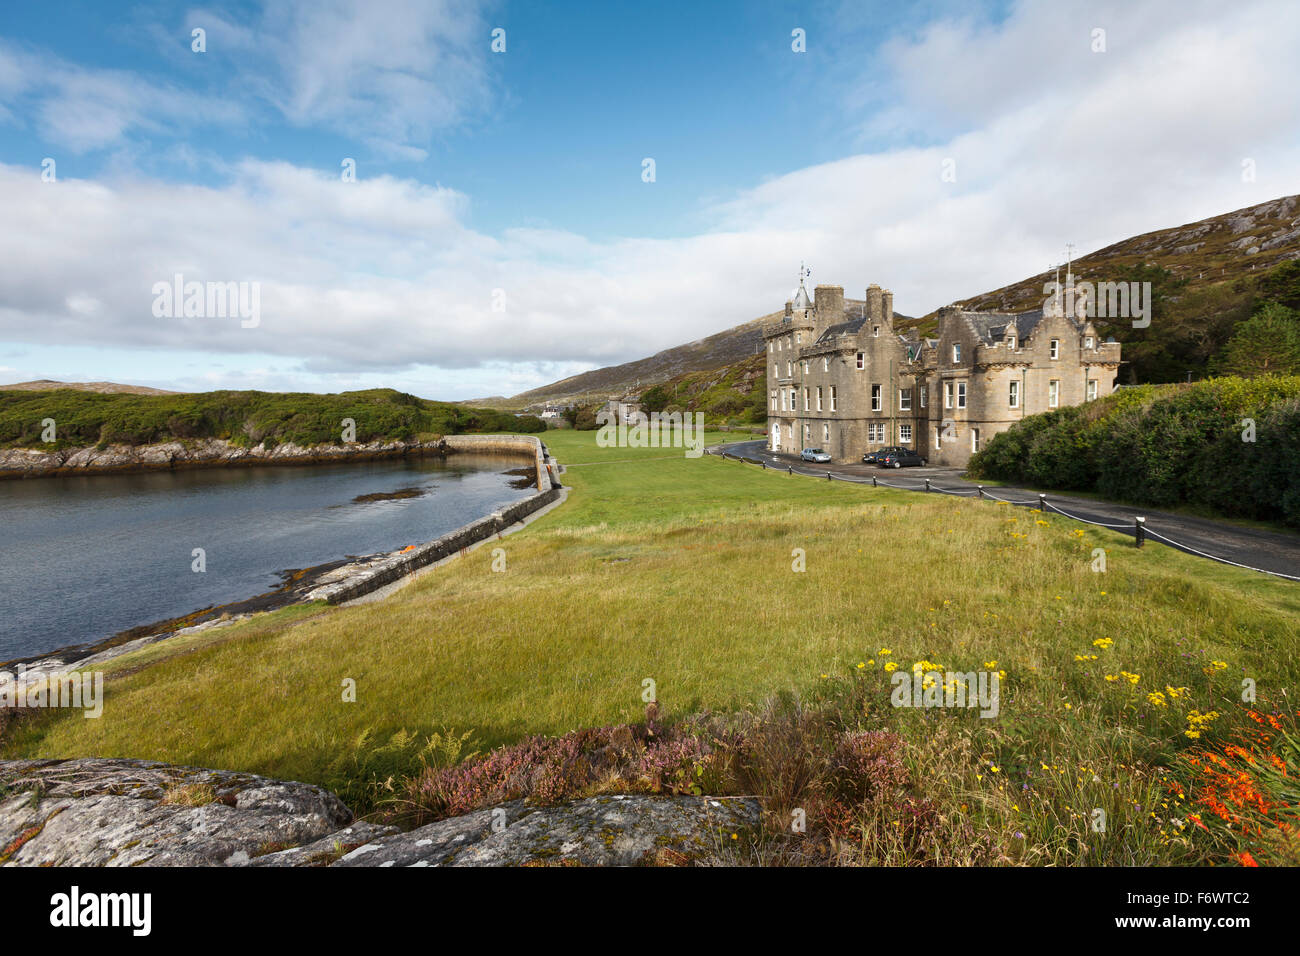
[0,437,445,479]
[0,758,759,867]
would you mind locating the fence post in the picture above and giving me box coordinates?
[1038,494,1046,512]
[761,461,766,470]
[787,465,792,475]
[872,475,877,488]
[924,478,931,493]
[827,471,832,481]
[1135,516,1145,548]
[977,485,984,500]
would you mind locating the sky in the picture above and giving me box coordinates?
[1,0,1298,400]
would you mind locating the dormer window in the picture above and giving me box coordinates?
[1084,335,1094,349]
[952,343,962,363]
[1007,335,1016,350]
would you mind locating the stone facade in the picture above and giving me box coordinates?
[763,277,1121,467]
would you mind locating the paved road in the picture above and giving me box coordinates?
[714,440,1300,582]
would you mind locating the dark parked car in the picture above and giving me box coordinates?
[862,446,906,465]
[878,448,926,468]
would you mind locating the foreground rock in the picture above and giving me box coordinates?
[0,759,759,867]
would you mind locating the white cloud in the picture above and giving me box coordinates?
[187,0,496,157]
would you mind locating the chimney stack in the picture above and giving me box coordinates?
[882,290,894,325]
[866,284,883,322]
[813,285,844,337]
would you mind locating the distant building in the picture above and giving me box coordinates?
[602,399,644,425]
[763,270,1121,467]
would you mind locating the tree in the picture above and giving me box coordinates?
[1210,303,1300,378]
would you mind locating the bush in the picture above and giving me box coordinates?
[968,376,1300,526]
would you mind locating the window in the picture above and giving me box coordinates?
[1084,335,1094,349]
[804,424,810,442]
[823,423,830,443]
[790,389,796,409]
[957,382,967,409]
[873,325,880,337]
[795,332,802,345]
[768,341,773,353]
[871,384,882,411]
[1050,339,1060,360]
[953,343,962,363]
[816,387,823,411]
[1049,380,1060,407]
[773,363,779,377]
[777,339,782,351]
[1009,380,1020,408]
[787,424,793,440]
[856,352,864,370]
[823,357,829,372]
[801,360,809,375]
[944,382,954,409]
[1007,335,1016,350]
[829,386,838,412]
[869,423,885,442]
[899,388,912,411]
[972,428,981,453]
[769,389,776,411]
[803,387,809,411]
[920,386,927,408]
[780,390,786,411]
[899,423,913,443]
[1087,379,1098,401]
[786,361,792,377]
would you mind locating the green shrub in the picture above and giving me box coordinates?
[968,376,1300,526]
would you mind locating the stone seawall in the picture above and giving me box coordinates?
[301,433,564,604]
[304,483,563,605]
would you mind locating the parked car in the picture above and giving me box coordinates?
[878,448,926,468]
[800,447,832,463]
[862,446,906,464]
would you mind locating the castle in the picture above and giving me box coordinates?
[763,269,1122,467]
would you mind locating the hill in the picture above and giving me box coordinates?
[0,387,545,450]
[0,379,180,395]
[507,194,1300,410]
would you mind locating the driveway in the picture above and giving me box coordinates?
[714,440,1300,582]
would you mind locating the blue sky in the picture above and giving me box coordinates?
[1,0,1296,398]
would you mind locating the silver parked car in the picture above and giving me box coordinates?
[800,447,832,463]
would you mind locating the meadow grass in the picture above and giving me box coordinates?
[5,429,1297,863]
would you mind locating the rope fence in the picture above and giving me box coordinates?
[709,447,1299,582]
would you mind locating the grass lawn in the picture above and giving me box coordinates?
[6,429,1298,864]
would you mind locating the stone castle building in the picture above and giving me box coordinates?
[763,272,1121,467]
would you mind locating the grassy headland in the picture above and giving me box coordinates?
[0,387,545,450]
[5,429,1297,864]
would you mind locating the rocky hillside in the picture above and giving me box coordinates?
[959,194,1300,314]
[509,194,1300,407]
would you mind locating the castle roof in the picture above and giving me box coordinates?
[958,307,1080,346]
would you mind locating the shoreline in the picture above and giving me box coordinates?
[0,434,554,486]
[1,435,563,678]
